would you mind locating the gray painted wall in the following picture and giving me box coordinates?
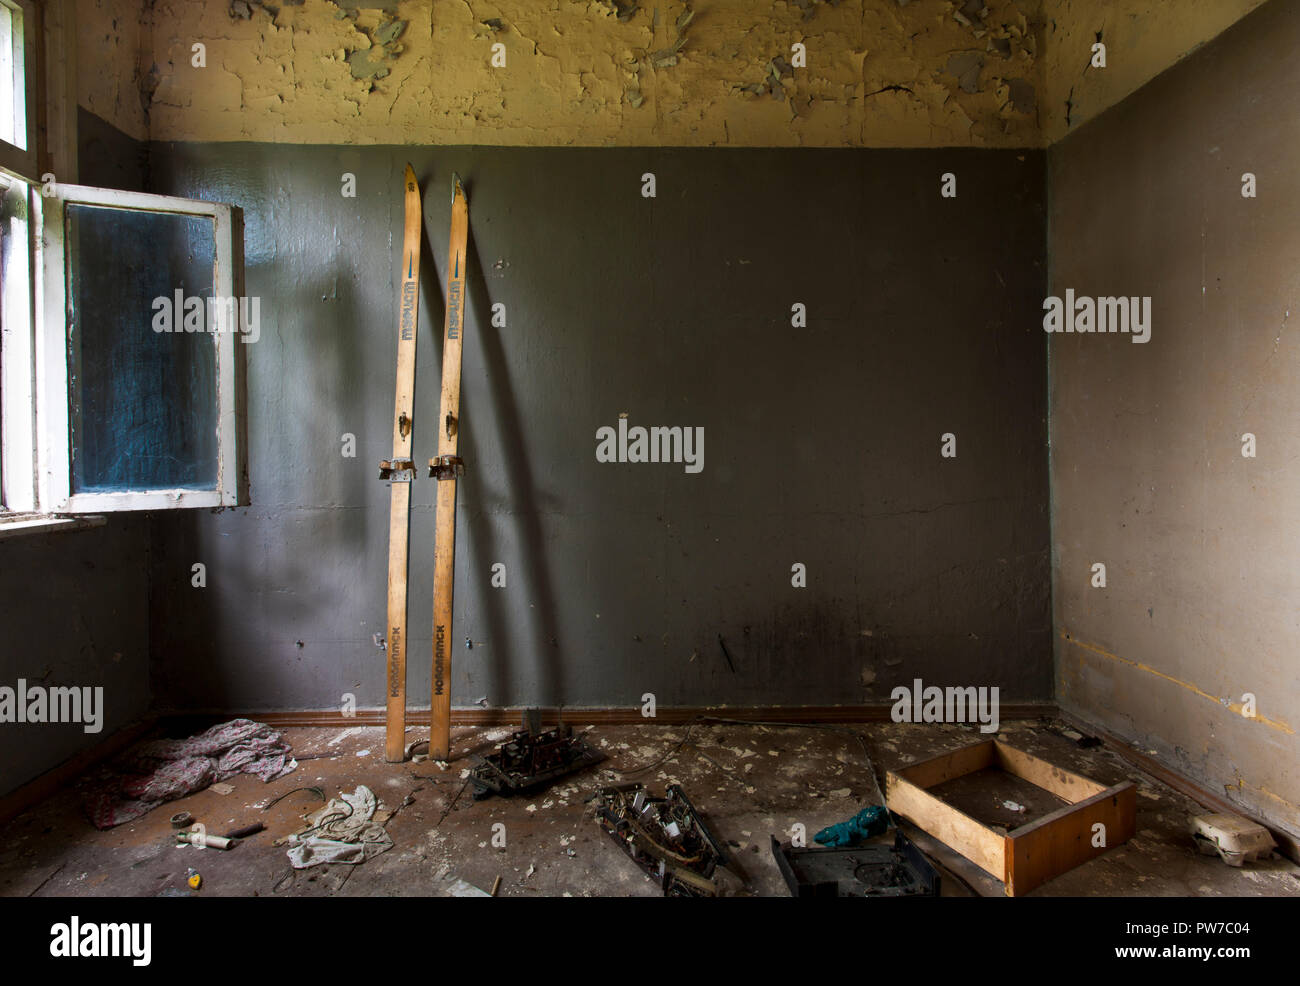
[0,519,151,795]
[1049,0,1300,842]
[145,145,1050,713]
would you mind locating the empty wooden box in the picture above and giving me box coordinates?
[885,739,1136,896]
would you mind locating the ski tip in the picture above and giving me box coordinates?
[403,163,418,192]
[452,172,466,203]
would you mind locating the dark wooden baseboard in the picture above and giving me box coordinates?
[1062,711,1300,862]
[0,718,158,827]
[213,702,1057,729]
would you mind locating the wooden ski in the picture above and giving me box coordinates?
[379,164,422,763]
[429,174,469,761]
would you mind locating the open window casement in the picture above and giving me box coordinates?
[37,184,248,512]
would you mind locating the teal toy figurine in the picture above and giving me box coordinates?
[813,805,889,847]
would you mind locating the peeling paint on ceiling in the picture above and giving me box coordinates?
[1038,0,1268,143]
[75,0,1269,148]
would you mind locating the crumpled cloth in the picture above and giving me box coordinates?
[285,785,393,868]
[83,718,297,829]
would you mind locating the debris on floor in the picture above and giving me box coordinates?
[1192,813,1276,867]
[176,829,233,850]
[1041,719,1102,749]
[446,877,492,897]
[469,715,605,800]
[81,718,297,829]
[285,785,394,868]
[771,829,941,898]
[262,785,325,812]
[5,721,1297,899]
[224,821,266,842]
[592,782,739,896]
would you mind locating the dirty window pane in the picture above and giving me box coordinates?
[0,6,14,147]
[67,204,218,493]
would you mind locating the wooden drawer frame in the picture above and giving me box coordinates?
[885,739,1136,896]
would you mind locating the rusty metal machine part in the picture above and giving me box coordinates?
[468,714,605,800]
[592,783,732,897]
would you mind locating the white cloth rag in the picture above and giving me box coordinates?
[286,785,394,868]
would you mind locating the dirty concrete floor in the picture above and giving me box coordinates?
[1,718,1297,898]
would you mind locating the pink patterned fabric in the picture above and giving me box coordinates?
[83,719,296,829]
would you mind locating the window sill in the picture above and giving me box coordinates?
[0,514,107,540]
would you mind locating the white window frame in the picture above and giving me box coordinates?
[36,183,247,512]
[0,169,35,512]
[0,0,37,180]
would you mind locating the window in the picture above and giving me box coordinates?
[36,185,249,511]
[0,0,34,178]
[0,2,248,522]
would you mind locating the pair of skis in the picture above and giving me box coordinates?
[381,164,468,763]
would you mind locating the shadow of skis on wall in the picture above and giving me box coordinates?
[460,211,565,712]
